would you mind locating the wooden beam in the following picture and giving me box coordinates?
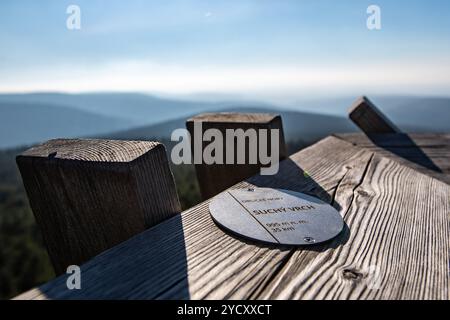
[186,113,287,200]
[16,139,181,275]
[349,96,400,134]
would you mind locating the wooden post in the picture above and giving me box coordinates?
[186,113,287,200]
[349,96,400,134]
[16,139,181,275]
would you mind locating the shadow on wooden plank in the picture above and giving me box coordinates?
[33,214,190,299]
[365,133,442,173]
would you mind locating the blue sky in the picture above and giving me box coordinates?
[1,0,450,101]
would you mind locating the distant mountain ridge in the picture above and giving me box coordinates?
[108,107,358,145]
[380,97,450,132]
[0,101,133,149]
[0,92,449,150]
[291,95,450,132]
[0,92,232,126]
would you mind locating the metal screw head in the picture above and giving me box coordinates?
[304,236,316,243]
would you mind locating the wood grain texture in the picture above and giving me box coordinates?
[16,139,181,275]
[335,133,450,184]
[186,113,287,200]
[20,139,160,162]
[15,136,449,300]
[336,133,450,148]
[15,137,366,299]
[348,96,400,134]
[259,153,449,299]
[187,113,277,123]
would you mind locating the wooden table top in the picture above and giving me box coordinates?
[16,133,450,300]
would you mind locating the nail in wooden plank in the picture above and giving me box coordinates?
[16,139,181,274]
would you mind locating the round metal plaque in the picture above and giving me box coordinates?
[209,187,344,245]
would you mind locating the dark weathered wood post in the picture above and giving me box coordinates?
[349,96,400,134]
[16,139,181,275]
[186,113,287,200]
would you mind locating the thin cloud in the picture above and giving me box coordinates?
[1,59,449,98]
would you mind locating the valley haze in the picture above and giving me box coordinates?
[1,92,450,150]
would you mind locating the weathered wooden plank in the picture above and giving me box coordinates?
[348,96,400,134]
[186,112,287,200]
[336,133,450,148]
[16,139,181,275]
[16,136,449,300]
[335,133,450,184]
[259,152,449,299]
[15,137,373,299]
